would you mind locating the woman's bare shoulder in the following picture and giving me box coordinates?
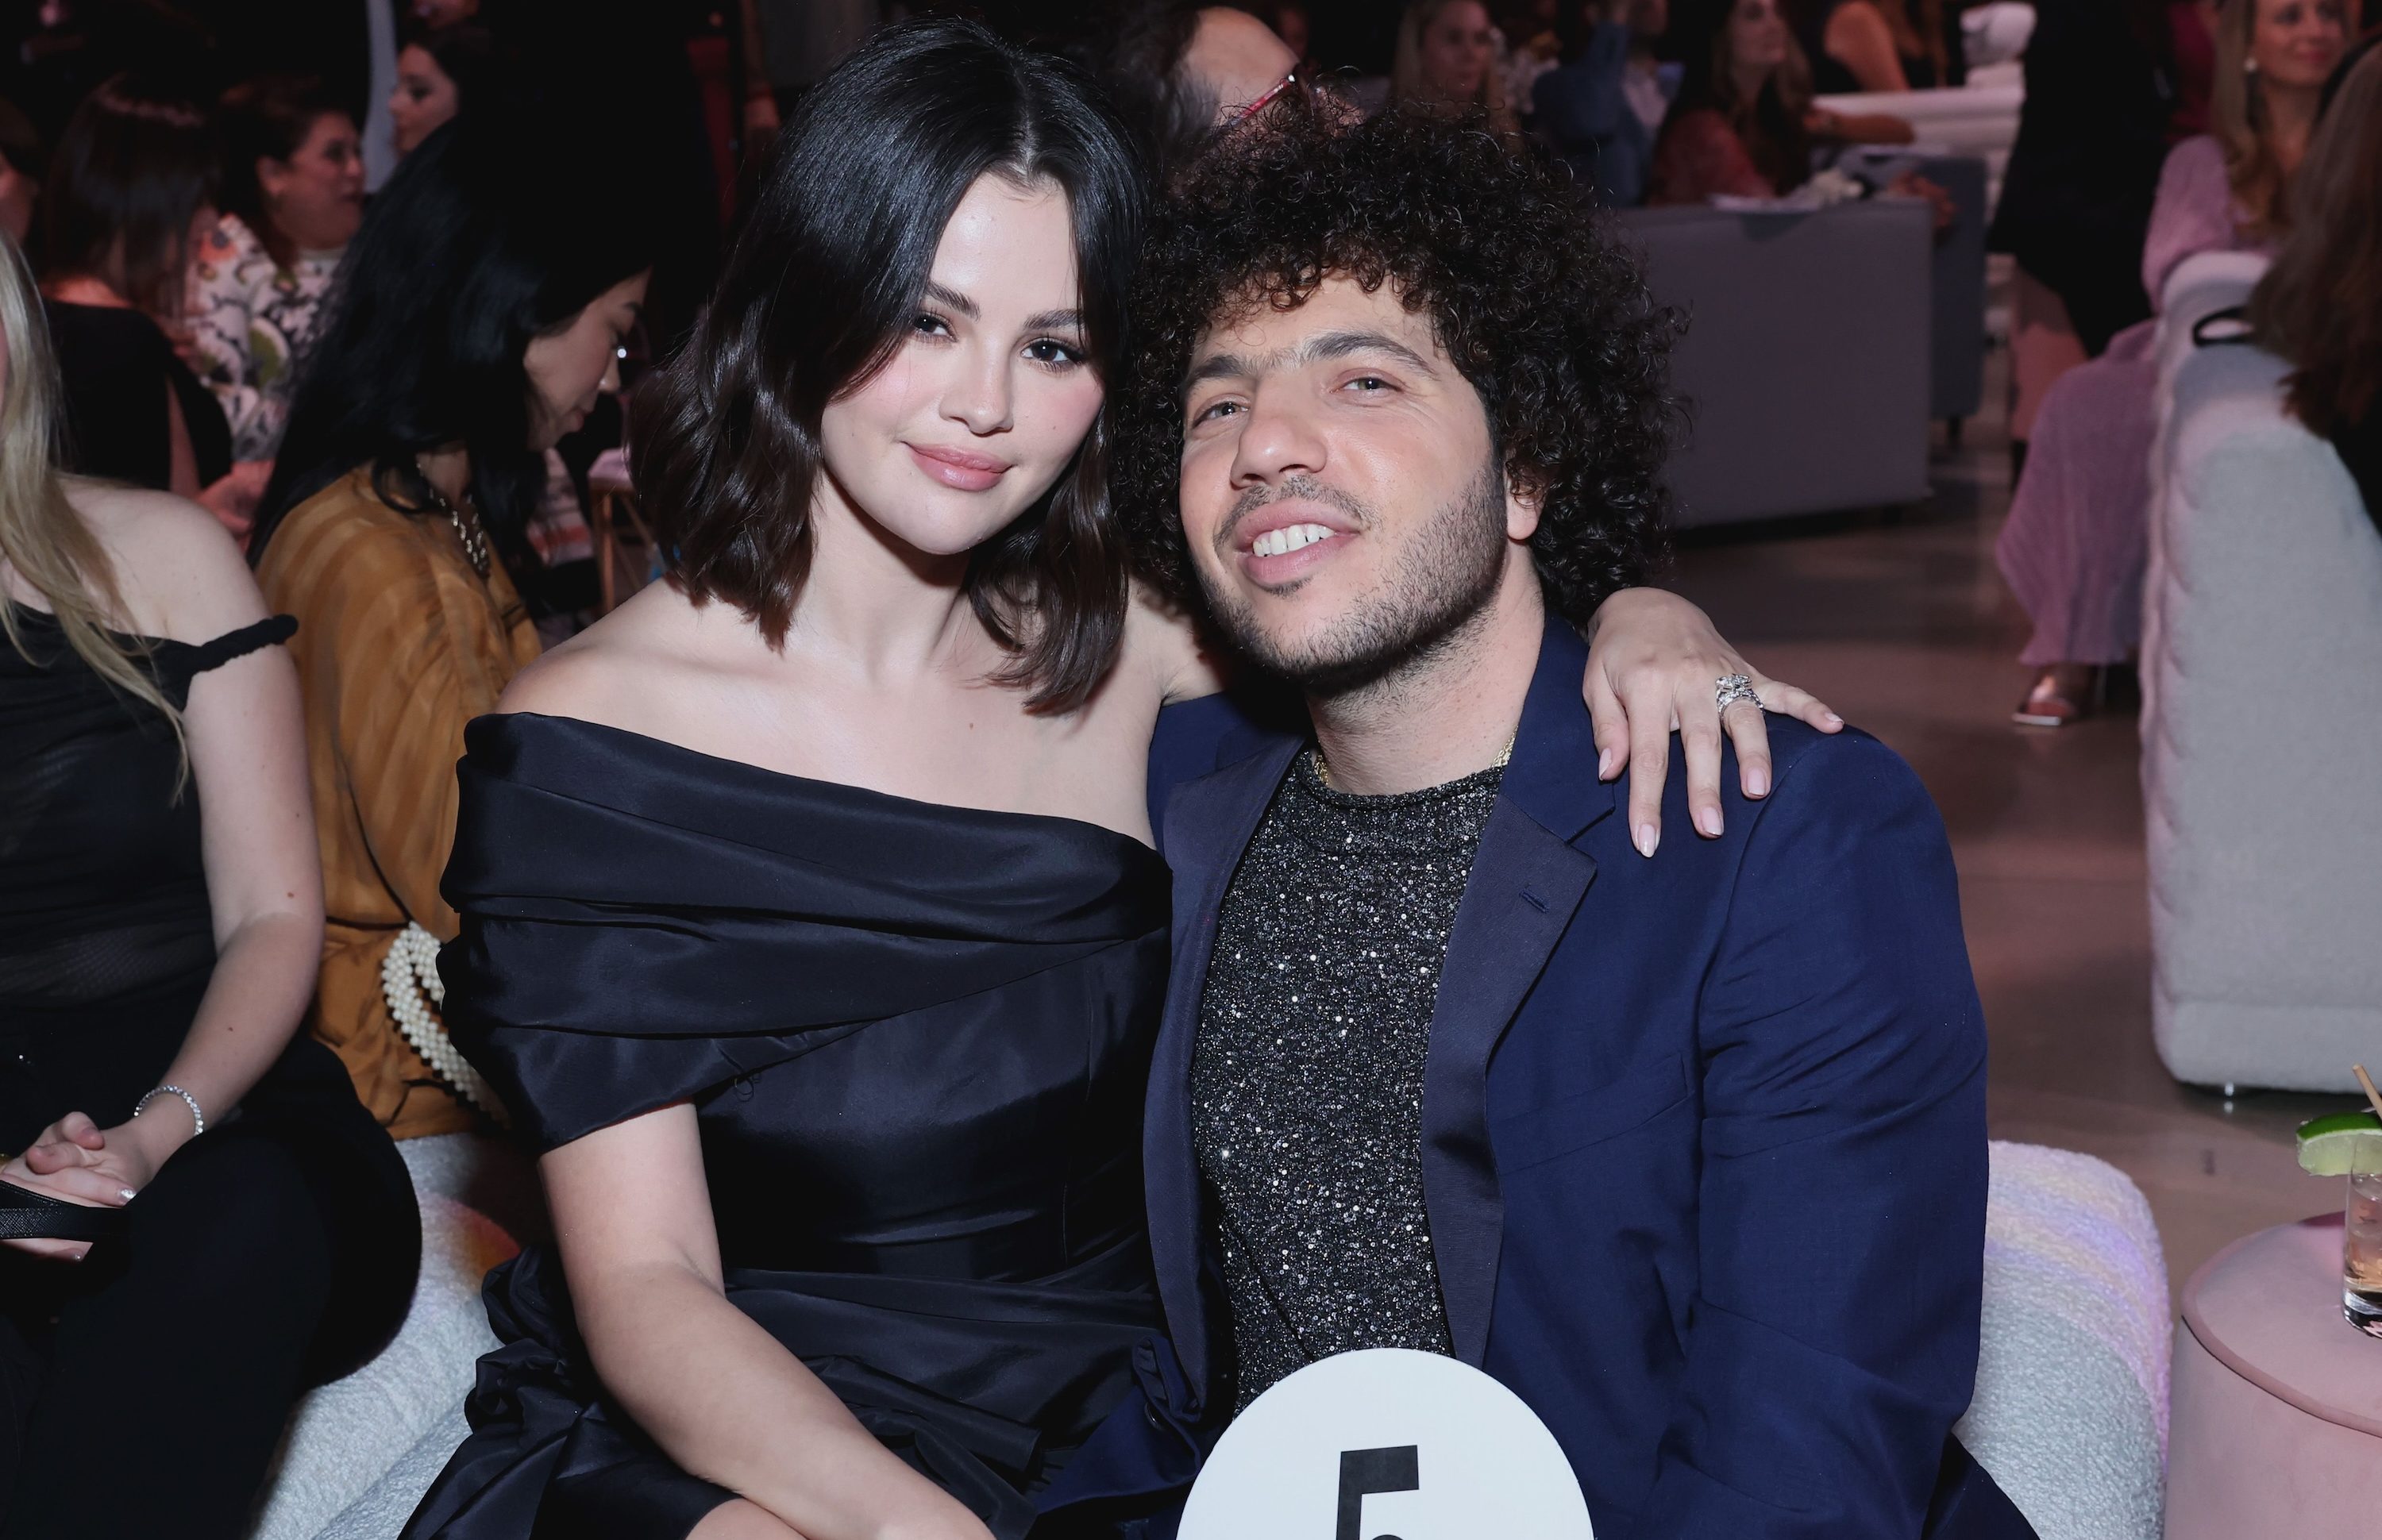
[499,581,736,729]
[61,479,265,644]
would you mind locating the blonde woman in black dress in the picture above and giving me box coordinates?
[0,232,414,1536]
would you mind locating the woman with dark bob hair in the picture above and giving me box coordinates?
[405,20,1831,1540]
[37,75,263,530]
[250,110,655,1148]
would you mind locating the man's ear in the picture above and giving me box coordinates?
[1505,469,1544,542]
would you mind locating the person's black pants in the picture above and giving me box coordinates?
[0,1133,334,1539]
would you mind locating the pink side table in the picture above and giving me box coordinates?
[2165,1213,2382,1539]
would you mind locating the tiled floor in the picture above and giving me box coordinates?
[1667,362,2367,1303]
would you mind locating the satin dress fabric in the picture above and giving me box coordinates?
[403,714,1175,1540]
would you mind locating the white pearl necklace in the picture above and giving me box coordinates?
[381,922,505,1120]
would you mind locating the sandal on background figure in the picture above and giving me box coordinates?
[2013,664,2105,727]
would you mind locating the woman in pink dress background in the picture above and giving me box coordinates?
[1996,0,2346,725]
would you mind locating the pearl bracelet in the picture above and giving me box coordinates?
[132,1084,205,1137]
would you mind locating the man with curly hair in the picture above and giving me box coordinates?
[1107,106,2033,1538]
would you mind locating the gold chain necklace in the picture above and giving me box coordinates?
[418,478,491,579]
[1312,730,1517,791]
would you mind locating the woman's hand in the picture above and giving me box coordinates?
[196,460,274,541]
[1888,169,1959,235]
[1583,587,1844,857]
[0,1110,171,1261]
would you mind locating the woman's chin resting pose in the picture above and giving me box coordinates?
[401,21,1839,1540]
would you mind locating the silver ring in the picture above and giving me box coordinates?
[1715,673,1763,713]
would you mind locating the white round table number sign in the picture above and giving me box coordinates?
[1178,1349,1596,1540]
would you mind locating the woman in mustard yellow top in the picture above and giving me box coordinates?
[250,114,654,1139]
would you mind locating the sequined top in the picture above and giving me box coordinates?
[1191,751,1504,1409]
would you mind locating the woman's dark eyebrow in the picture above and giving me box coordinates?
[920,284,1077,334]
[923,280,978,318]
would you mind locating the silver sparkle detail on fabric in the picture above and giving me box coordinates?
[1191,751,1504,1411]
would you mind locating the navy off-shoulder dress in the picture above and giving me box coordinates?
[403,713,1181,1540]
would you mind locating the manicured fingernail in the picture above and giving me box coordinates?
[1598,749,1617,778]
[1635,822,1658,857]
[118,1188,137,1203]
[1824,712,1844,726]
[1697,806,1724,837]
[1746,767,1770,797]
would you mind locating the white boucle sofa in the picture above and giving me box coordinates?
[2141,252,2382,1094]
[230,1138,2168,1540]
[243,1134,533,1540]
[1960,1142,2169,1540]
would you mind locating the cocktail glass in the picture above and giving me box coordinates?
[2346,1136,2382,1338]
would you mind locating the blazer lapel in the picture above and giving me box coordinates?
[1422,808,1596,1364]
[1422,618,1615,1365]
[1146,737,1301,1409]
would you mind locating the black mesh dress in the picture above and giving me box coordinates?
[0,603,417,1538]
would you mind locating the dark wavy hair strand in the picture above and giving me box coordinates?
[41,75,216,320]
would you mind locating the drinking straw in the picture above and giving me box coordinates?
[2355,1064,2382,1123]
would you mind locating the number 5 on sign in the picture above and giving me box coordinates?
[1178,1349,1596,1540]
[1337,1446,1418,1540]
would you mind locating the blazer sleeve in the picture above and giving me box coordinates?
[1636,731,1989,1538]
[1530,25,1632,146]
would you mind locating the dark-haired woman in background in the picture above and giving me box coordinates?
[249,113,653,1147]
[1790,0,1946,94]
[2252,37,2382,522]
[191,75,364,466]
[391,23,503,158]
[0,233,415,1538]
[402,20,1839,1540]
[1648,0,1911,202]
[37,77,266,533]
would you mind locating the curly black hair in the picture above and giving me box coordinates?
[1113,103,1680,628]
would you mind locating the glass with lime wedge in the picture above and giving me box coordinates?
[2303,1111,2382,1336]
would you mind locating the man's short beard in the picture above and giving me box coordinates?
[1199,457,1512,700]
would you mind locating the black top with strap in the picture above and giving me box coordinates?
[0,603,416,1379]
[42,300,234,491]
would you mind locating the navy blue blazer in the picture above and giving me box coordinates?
[1120,618,2033,1539]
